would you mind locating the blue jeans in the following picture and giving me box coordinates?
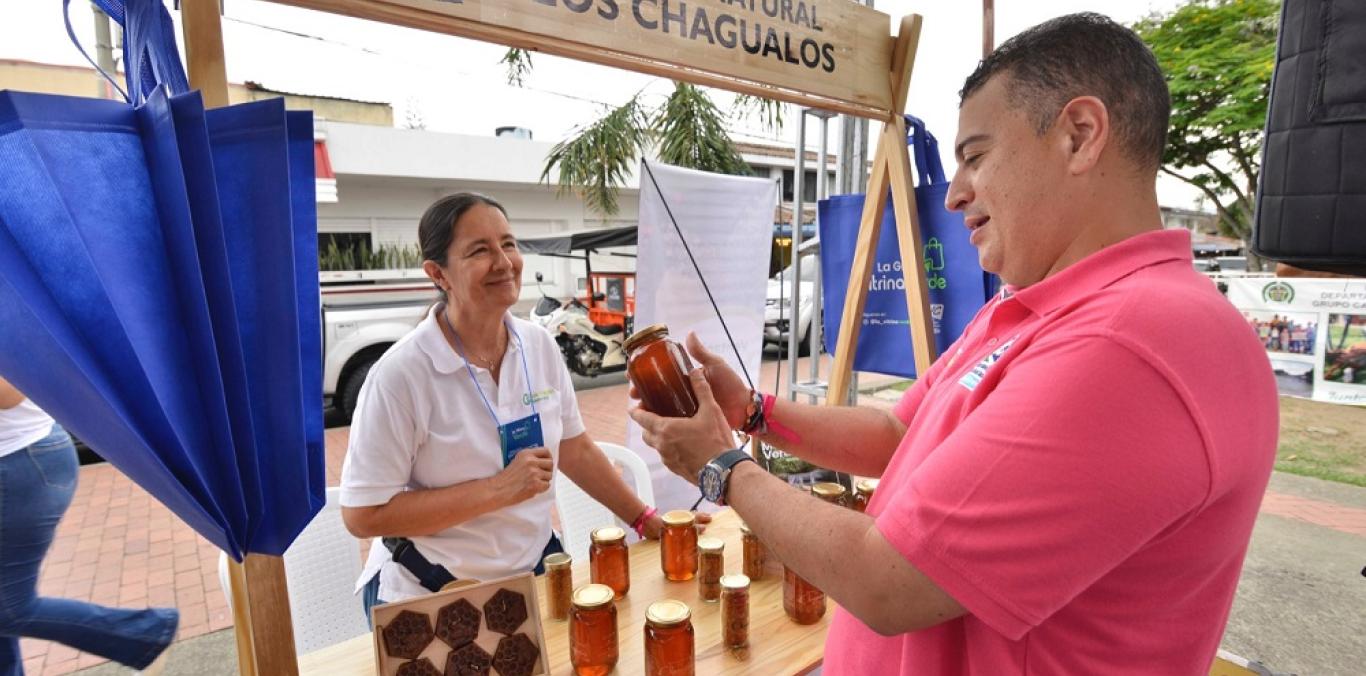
[0,426,178,674]
[362,532,564,628]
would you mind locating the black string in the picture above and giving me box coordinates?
[640,159,756,393]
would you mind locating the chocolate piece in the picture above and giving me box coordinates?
[445,641,493,676]
[435,598,481,649]
[491,633,539,676]
[383,610,435,660]
[482,588,528,635]
[396,657,442,676]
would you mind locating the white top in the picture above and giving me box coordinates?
[341,308,585,602]
[0,398,56,458]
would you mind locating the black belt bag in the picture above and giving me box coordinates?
[382,537,456,593]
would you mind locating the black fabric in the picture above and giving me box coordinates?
[1254,0,1366,274]
[382,536,456,593]
[517,225,637,255]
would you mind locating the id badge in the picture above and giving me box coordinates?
[499,413,544,466]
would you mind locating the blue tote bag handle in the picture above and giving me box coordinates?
[64,0,190,105]
[905,114,947,187]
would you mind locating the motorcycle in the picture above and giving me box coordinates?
[530,273,628,378]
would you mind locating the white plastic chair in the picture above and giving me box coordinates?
[554,441,656,562]
[217,486,369,655]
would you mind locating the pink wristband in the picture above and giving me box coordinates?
[631,506,658,538]
[762,393,802,443]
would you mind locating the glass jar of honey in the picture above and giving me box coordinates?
[853,478,879,513]
[660,510,698,581]
[623,324,699,418]
[739,523,766,581]
[570,584,619,676]
[811,482,847,507]
[544,552,573,621]
[590,526,630,599]
[696,536,724,602]
[644,600,695,676]
[783,564,826,625]
[720,574,750,649]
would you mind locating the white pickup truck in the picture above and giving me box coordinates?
[320,270,433,421]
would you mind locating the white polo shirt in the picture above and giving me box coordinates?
[0,398,56,458]
[340,308,585,603]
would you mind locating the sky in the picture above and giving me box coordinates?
[0,0,1202,207]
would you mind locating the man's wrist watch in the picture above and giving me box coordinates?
[698,448,756,506]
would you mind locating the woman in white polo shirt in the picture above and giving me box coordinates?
[341,193,687,615]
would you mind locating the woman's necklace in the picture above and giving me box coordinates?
[444,310,507,370]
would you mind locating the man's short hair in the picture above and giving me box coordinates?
[959,12,1170,171]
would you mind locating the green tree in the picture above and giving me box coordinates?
[507,51,783,216]
[1135,0,1279,257]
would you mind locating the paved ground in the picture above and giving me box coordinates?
[6,355,1357,675]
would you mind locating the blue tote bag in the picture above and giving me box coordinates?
[819,116,997,379]
[0,0,322,557]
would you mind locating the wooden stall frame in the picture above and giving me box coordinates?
[176,0,936,672]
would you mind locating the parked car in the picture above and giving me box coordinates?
[320,271,433,421]
[765,251,819,355]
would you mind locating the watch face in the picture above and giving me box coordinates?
[700,465,724,503]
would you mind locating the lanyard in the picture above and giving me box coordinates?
[439,308,536,428]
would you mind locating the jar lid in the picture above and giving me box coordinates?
[720,574,750,590]
[856,478,880,495]
[572,584,615,610]
[591,526,626,544]
[645,599,691,627]
[697,536,724,552]
[812,482,847,499]
[623,323,669,353]
[543,552,572,569]
[661,510,695,526]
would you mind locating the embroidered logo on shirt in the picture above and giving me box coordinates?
[959,337,1018,391]
[523,388,555,406]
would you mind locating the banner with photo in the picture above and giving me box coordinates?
[1224,278,1366,406]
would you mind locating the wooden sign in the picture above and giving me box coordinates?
[267,0,896,118]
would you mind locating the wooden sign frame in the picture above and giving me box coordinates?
[177,0,935,672]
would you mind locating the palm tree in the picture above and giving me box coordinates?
[504,48,783,217]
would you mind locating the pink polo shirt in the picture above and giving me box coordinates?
[823,230,1278,675]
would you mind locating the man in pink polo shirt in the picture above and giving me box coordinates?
[630,12,1278,675]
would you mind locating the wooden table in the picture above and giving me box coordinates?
[299,509,829,674]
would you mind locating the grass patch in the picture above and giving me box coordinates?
[1274,395,1366,487]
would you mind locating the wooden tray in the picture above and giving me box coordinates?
[370,572,550,676]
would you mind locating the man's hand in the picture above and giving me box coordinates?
[492,447,553,505]
[628,333,751,428]
[629,368,735,484]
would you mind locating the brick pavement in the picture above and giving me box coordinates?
[18,359,1366,674]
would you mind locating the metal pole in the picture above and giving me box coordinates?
[808,113,829,402]
[983,0,995,58]
[92,5,119,99]
[786,112,807,400]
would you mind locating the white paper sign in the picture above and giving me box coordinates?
[1224,277,1366,406]
[628,161,777,511]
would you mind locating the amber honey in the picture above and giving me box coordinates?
[544,552,573,621]
[644,600,694,676]
[660,510,697,581]
[624,324,698,418]
[739,523,766,581]
[696,536,724,602]
[570,584,619,676]
[853,478,879,513]
[811,482,847,507]
[589,526,630,598]
[783,565,826,625]
[720,574,750,649]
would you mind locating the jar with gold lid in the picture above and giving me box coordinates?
[589,526,630,598]
[624,324,698,418]
[544,552,573,621]
[811,481,847,507]
[644,599,694,676]
[696,536,724,602]
[570,584,618,676]
[852,478,879,513]
[783,565,825,625]
[720,574,750,649]
[660,510,698,581]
